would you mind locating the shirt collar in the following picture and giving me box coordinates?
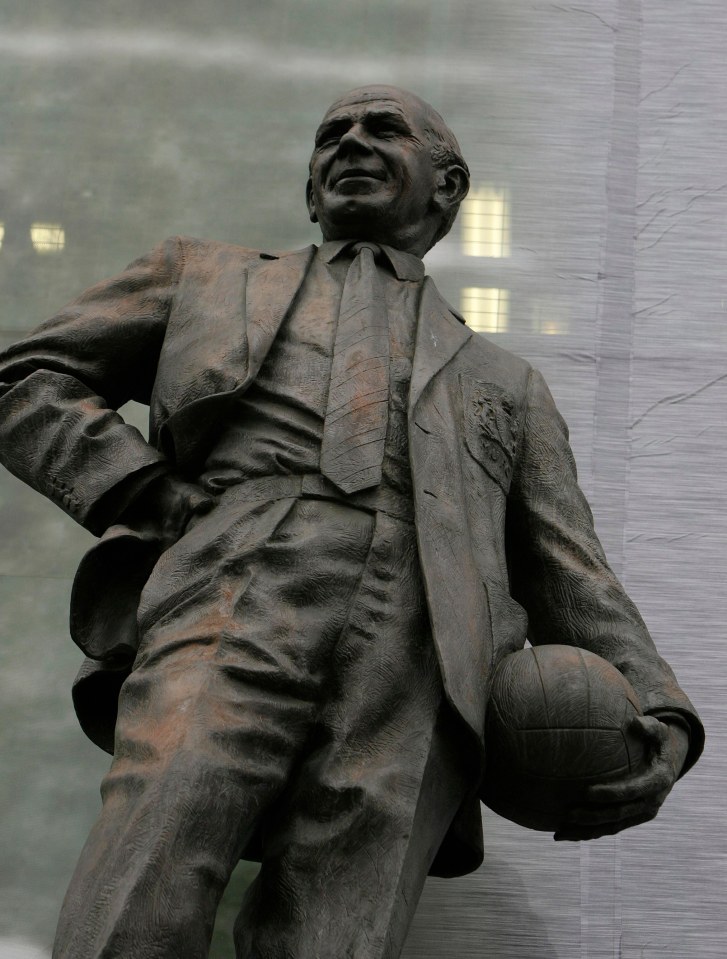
[318,239,425,282]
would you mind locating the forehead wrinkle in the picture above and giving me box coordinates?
[321,102,410,125]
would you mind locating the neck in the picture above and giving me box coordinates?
[320,220,436,259]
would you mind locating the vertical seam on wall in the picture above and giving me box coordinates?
[591,0,642,582]
[586,3,643,959]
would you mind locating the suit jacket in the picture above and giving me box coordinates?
[0,236,704,877]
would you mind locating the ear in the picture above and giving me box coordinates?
[306,177,318,223]
[433,165,469,214]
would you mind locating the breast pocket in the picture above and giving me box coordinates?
[461,376,519,494]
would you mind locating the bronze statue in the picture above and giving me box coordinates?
[0,86,704,959]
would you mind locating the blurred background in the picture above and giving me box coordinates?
[0,1,725,957]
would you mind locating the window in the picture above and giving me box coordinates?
[461,287,509,333]
[461,186,510,258]
[30,223,65,254]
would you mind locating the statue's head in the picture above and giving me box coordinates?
[307,85,470,257]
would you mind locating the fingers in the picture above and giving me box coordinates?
[586,760,673,806]
[554,810,656,842]
[586,719,679,806]
[165,479,214,518]
[551,717,683,843]
[554,793,663,841]
[152,478,214,546]
[564,794,663,827]
[556,762,672,842]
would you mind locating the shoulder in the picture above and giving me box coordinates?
[425,277,533,388]
[172,236,315,268]
[458,325,535,406]
[465,329,532,376]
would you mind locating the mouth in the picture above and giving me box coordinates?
[334,167,386,185]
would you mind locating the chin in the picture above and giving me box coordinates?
[319,199,393,239]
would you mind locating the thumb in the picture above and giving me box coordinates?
[630,715,669,757]
[186,488,215,515]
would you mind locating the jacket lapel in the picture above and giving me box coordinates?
[161,245,315,467]
[409,276,472,413]
[243,246,317,384]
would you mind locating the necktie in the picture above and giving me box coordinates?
[321,242,390,494]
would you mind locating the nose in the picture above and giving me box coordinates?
[337,122,373,155]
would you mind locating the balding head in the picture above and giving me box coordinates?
[307,86,470,255]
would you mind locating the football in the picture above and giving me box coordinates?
[481,644,647,832]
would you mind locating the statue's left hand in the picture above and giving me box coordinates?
[553,716,690,841]
[120,474,214,551]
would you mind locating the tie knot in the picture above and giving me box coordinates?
[349,240,383,261]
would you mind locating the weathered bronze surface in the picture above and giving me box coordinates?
[0,86,704,959]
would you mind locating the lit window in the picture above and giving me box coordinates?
[461,186,510,258]
[461,287,509,334]
[31,223,65,254]
[0,223,4,251]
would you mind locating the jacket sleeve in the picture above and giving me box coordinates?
[505,366,704,775]
[0,238,182,535]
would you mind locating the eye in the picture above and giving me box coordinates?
[315,121,348,149]
[369,120,397,138]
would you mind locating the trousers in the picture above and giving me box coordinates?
[53,487,471,959]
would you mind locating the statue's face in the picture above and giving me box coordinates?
[307,89,440,254]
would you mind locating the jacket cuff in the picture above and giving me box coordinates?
[84,461,170,535]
